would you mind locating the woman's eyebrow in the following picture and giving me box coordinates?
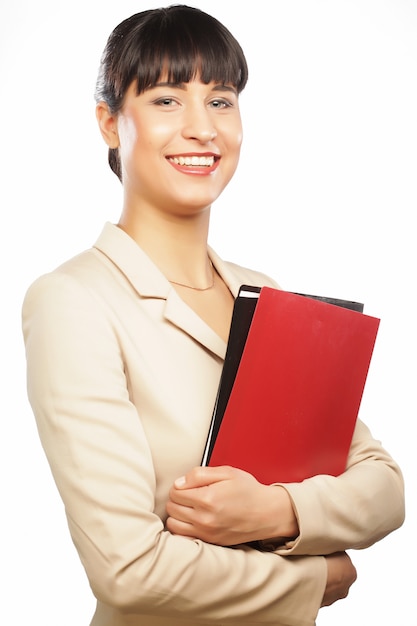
[211,84,238,95]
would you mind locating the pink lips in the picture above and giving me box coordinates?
[166,153,220,175]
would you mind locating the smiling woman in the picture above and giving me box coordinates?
[21,5,405,626]
[96,79,243,228]
[94,5,248,183]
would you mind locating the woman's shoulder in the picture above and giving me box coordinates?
[22,247,108,315]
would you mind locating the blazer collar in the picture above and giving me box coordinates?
[93,222,242,359]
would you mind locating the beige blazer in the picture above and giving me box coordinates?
[22,223,404,626]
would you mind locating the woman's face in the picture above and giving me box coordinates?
[114,77,243,217]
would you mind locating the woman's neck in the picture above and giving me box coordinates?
[117,201,234,342]
[117,204,213,288]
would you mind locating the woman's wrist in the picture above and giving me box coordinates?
[255,484,299,548]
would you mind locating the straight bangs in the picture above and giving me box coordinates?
[132,21,248,95]
[98,6,248,112]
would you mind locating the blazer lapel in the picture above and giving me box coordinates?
[93,223,236,359]
[163,292,227,358]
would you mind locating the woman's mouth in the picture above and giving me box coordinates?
[167,154,220,174]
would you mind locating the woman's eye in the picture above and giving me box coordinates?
[155,97,177,107]
[210,99,232,109]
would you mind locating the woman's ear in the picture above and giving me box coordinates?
[96,102,120,148]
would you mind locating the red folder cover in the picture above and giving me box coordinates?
[207,287,380,484]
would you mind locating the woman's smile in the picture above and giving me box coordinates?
[166,152,220,175]
[111,79,242,213]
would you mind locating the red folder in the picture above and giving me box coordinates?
[205,287,380,484]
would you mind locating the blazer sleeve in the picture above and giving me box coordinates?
[22,271,326,626]
[225,259,405,558]
[274,419,405,556]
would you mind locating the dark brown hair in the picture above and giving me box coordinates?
[95,5,248,181]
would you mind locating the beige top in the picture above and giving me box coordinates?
[22,222,404,625]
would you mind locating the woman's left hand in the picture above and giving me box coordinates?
[165,465,299,546]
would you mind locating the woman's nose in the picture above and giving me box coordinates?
[182,106,217,143]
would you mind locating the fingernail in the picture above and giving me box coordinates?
[175,476,186,488]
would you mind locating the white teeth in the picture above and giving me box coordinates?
[170,156,215,167]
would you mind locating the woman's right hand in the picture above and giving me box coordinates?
[321,551,357,607]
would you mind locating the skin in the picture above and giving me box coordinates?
[96,76,357,607]
[96,78,241,340]
[166,465,299,545]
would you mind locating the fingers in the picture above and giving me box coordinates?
[166,514,197,539]
[166,465,277,546]
[166,490,218,543]
[166,466,241,544]
[321,552,357,607]
[173,465,236,490]
[169,480,206,508]
[168,465,242,509]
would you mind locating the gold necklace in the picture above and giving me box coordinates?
[169,262,215,291]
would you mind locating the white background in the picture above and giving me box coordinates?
[1,1,415,624]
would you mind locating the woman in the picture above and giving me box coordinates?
[22,6,404,625]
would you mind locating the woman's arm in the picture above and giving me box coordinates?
[23,270,333,625]
[280,419,405,556]
[166,421,404,555]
